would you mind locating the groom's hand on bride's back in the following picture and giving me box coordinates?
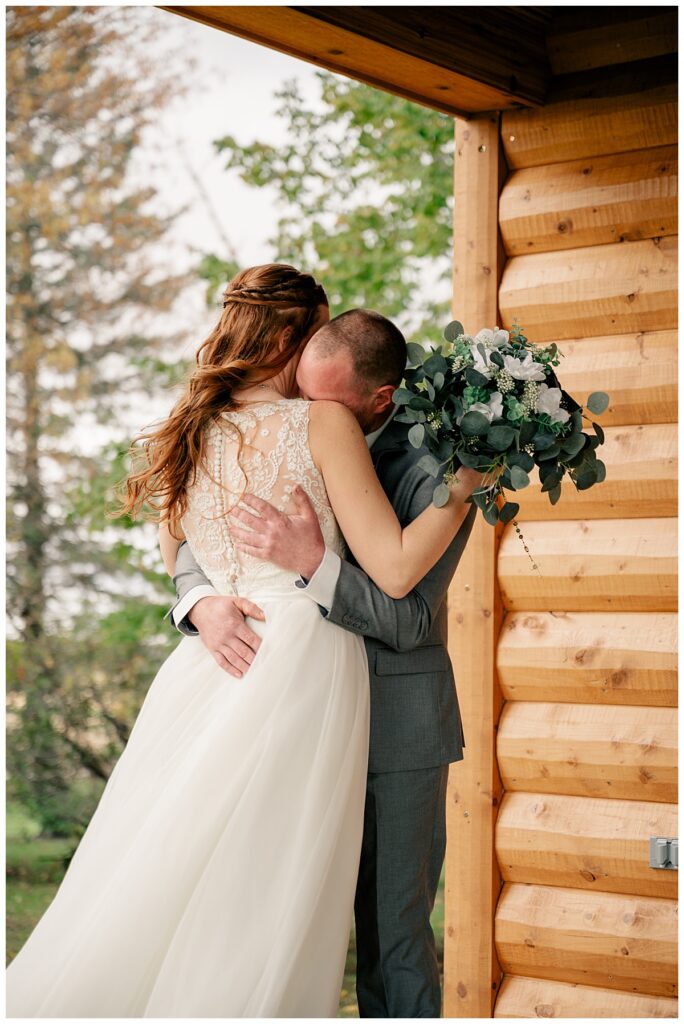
[188,596,265,679]
[228,487,325,580]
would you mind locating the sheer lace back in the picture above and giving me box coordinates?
[181,398,344,597]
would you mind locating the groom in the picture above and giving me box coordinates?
[167,308,477,1017]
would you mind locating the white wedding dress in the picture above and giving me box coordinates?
[6,398,370,1018]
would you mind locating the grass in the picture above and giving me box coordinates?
[6,802,446,1016]
[6,803,77,962]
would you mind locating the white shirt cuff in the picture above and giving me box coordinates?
[294,547,341,612]
[171,585,219,629]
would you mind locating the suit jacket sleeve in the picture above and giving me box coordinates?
[164,540,216,636]
[324,466,477,652]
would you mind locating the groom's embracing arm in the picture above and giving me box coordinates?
[165,541,219,636]
[312,503,476,652]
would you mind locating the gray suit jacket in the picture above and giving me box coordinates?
[169,416,477,773]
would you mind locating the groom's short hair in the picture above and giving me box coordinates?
[310,308,407,390]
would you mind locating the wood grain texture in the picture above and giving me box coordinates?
[502,56,677,169]
[444,112,506,1019]
[497,611,678,707]
[499,146,677,255]
[546,9,678,75]
[161,6,542,116]
[494,973,678,1017]
[496,791,678,897]
[295,6,552,106]
[498,236,678,342]
[497,702,677,803]
[495,882,677,997]
[516,422,677,520]
[552,330,677,427]
[498,518,677,612]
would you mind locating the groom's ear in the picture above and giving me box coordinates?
[374,384,396,414]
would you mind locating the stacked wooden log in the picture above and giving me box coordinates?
[491,10,678,1018]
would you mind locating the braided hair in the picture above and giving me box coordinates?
[117,263,328,530]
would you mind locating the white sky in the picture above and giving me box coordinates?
[135,9,328,314]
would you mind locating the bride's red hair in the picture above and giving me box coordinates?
[115,263,327,534]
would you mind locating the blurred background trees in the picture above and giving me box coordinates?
[6,5,193,835]
[202,72,454,340]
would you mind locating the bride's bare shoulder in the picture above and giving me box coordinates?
[307,401,365,464]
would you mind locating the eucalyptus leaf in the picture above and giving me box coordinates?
[487,424,516,451]
[509,465,530,490]
[592,421,605,444]
[471,488,489,509]
[455,449,480,468]
[423,353,448,377]
[586,391,609,415]
[476,342,487,362]
[408,423,426,448]
[507,451,535,471]
[538,461,558,485]
[465,367,490,387]
[533,432,556,451]
[541,472,560,492]
[575,465,598,490]
[537,443,561,461]
[432,482,450,507]
[594,459,606,483]
[519,420,536,445]
[392,387,413,406]
[460,410,491,437]
[483,501,500,525]
[406,342,425,366]
[417,453,441,478]
[433,371,445,391]
[408,395,434,411]
[548,483,562,504]
[489,350,504,368]
[443,320,464,342]
[499,501,519,524]
[425,381,435,402]
[560,432,585,456]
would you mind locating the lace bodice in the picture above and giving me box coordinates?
[181,398,345,597]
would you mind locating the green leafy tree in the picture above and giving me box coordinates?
[206,73,454,339]
[6,6,194,833]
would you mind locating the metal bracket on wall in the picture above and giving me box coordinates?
[649,836,678,869]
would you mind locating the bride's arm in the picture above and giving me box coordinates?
[308,401,483,599]
[159,518,186,577]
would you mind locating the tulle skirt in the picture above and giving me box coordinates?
[6,589,370,1017]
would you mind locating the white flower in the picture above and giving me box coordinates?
[474,327,509,348]
[535,383,570,423]
[469,344,496,378]
[502,351,547,381]
[457,391,504,425]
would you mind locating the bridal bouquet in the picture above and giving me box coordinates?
[393,319,609,562]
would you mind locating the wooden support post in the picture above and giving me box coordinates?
[443,111,507,1018]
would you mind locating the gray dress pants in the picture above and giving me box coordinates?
[354,764,449,1018]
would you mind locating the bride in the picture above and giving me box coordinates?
[6,263,483,1017]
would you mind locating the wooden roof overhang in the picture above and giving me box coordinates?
[159,6,556,116]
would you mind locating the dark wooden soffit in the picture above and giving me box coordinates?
[160,6,555,116]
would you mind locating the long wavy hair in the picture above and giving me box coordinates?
[115,263,328,535]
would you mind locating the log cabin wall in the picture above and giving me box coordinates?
[490,10,678,1018]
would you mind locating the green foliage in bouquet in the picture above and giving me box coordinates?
[393,318,610,532]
